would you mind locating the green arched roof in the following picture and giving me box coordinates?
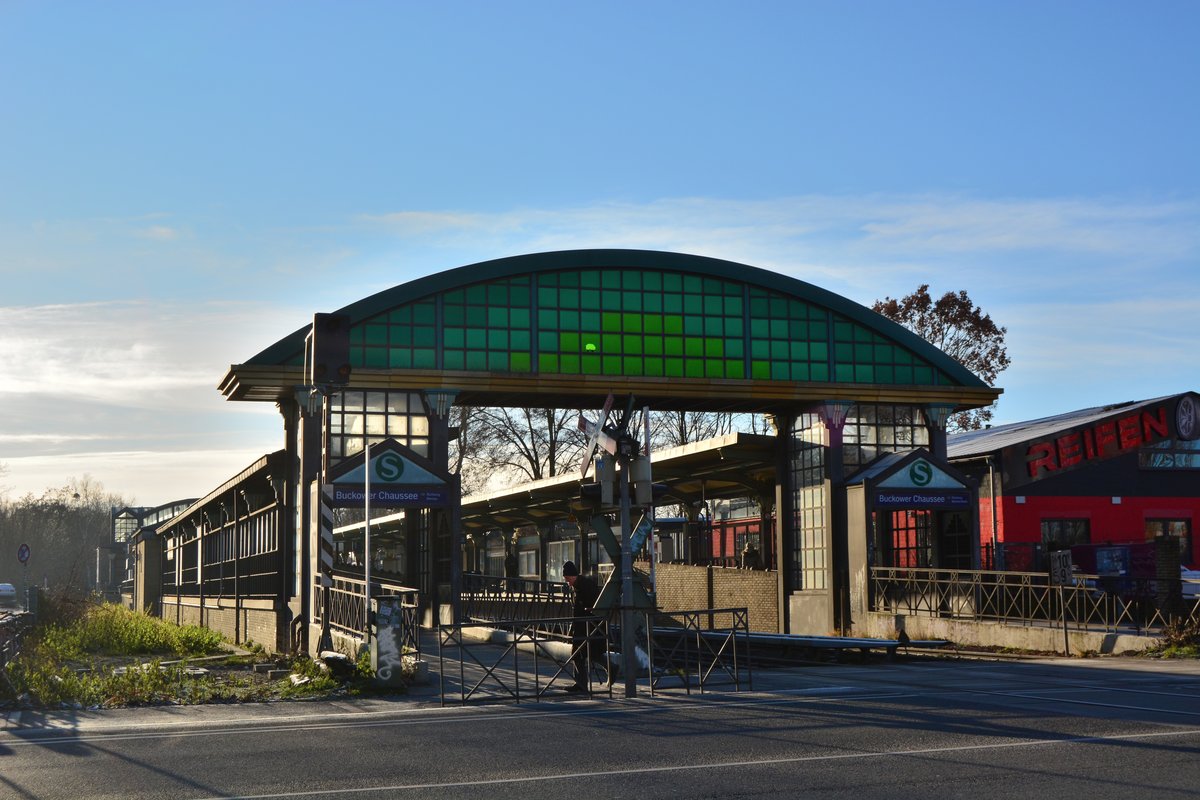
[220,249,999,412]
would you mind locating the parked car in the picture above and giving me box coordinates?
[0,583,17,607]
[1182,568,1200,601]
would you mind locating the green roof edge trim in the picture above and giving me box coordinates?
[244,248,987,389]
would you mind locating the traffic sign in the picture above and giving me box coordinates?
[1049,550,1072,585]
[17,543,30,564]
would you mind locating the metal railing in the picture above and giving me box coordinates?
[461,573,572,624]
[314,571,422,656]
[870,566,1200,634]
[1,612,33,699]
[643,607,752,695]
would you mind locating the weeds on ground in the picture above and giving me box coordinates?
[1150,617,1200,658]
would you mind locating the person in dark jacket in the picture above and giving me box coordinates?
[562,560,601,692]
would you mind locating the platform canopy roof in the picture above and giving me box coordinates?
[220,249,999,414]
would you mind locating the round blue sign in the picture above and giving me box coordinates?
[17,543,30,564]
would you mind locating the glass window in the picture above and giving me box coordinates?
[1145,519,1193,564]
[1041,519,1090,551]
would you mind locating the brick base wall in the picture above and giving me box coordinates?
[652,563,779,633]
[159,596,293,654]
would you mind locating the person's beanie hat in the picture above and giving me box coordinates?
[562,561,579,577]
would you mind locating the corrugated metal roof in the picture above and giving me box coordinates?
[947,395,1176,458]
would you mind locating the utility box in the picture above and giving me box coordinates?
[370,595,408,687]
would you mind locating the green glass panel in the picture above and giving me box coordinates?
[643,336,662,356]
[560,288,579,308]
[603,355,621,374]
[750,297,769,316]
[622,271,641,290]
[412,303,436,326]
[791,341,809,359]
[487,307,508,327]
[602,271,621,289]
[486,352,507,371]
[725,318,743,337]
[388,306,412,324]
[560,310,579,330]
[834,320,854,341]
[702,295,721,316]
[622,292,643,312]
[725,360,745,379]
[602,290,621,309]
[413,327,435,347]
[621,312,642,333]
[643,293,662,313]
[509,284,530,305]
[554,272,574,287]
[487,284,508,305]
[582,336,601,354]
[895,365,913,383]
[538,309,558,328]
[664,315,684,334]
[623,356,643,376]
[875,344,893,362]
[366,324,387,345]
[752,361,770,379]
[391,326,412,346]
[877,365,895,383]
[580,271,601,288]
[855,343,873,361]
[769,319,788,339]
[466,351,487,370]
[808,320,827,339]
[751,340,769,359]
[389,349,412,369]
[704,317,722,337]
[510,352,531,372]
[602,312,621,332]
[666,358,684,377]
[724,296,743,315]
[811,363,830,381]
[445,329,465,348]
[643,272,662,291]
[855,325,874,342]
[466,285,487,304]
[538,331,557,351]
[771,341,789,359]
[444,306,465,326]
[913,366,934,384]
[896,349,914,364]
[582,355,602,373]
[580,310,600,330]
[443,351,464,370]
[623,335,643,355]
[561,354,580,373]
[413,349,436,369]
[685,338,703,357]
[684,316,703,335]
[644,357,664,377]
[682,275,703,293]
[662,272,682,292]
[769,297,788,316]
[466,328,486,349]
[750,319,769,338]
[487,330,509,349]
[581,289,601,309]
[684,295,703,315]
[686,361,705,378]
[855,364,874,382]
[810,342,828,360]
[703,360,722,378]
[725,339,743,358]
[602,333,621,352]
[539,353,559,372]
[665,337,683,356]
[510,308,530,328]
[705,338,724,358]
[791,363,809,381]
[836,364,854,382]
[560,331,580,351]
[663,294,682,313]
[511,330,530,350]
[644,314,662,334]
[772,362,789,380]
[538,287,557,306]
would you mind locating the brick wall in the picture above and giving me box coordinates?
[159,596,291,653]
[652,562,779,632]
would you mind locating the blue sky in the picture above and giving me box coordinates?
[1,1,1197,503]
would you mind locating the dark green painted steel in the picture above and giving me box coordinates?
[246,249,985,389]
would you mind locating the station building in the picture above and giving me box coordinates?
[139,249,1002,652]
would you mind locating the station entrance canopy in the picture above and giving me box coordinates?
[219,249,997,413]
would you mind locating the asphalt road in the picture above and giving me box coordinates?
[4,655,1200,800]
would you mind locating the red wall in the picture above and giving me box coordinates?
[978,494,1199,566]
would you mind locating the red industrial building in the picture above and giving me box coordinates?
[948,392,1200,572]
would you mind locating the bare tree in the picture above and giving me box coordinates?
[462,406,587,488]
[873,284,1011,431]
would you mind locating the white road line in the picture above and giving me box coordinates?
[189,727,1200,800]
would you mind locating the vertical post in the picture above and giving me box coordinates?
[364,441,372,642]
[619,455,637,699]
